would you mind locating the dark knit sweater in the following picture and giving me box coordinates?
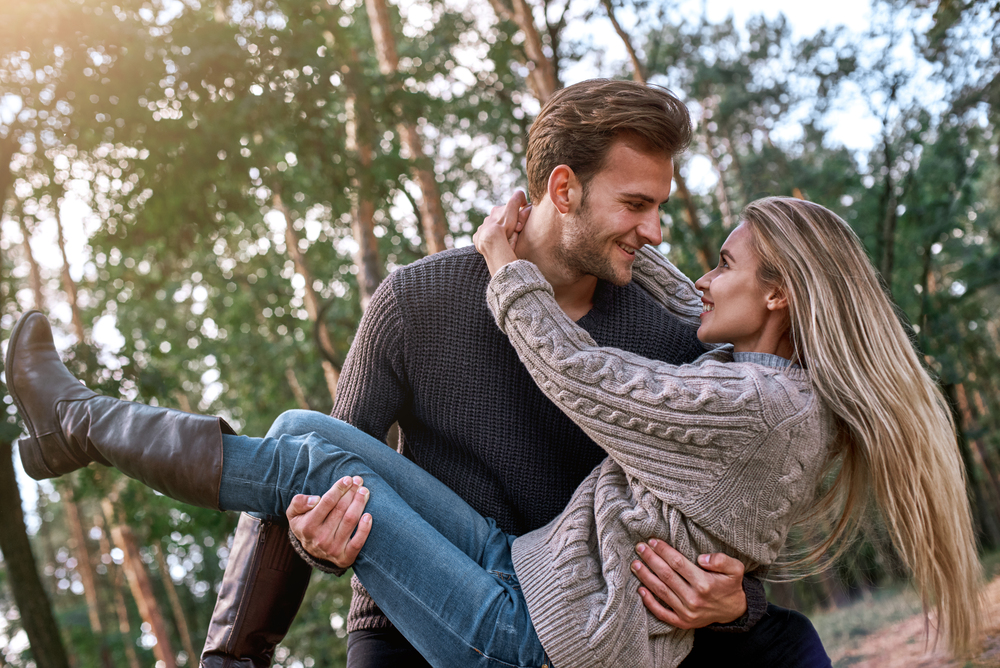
[327,246,765,634]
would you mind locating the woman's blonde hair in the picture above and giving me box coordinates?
[741,196,983,656]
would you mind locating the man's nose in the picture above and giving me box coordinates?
[637,211,663,246]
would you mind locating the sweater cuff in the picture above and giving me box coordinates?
[486,260,553,331]
[704,574,768,633]
[347,574,395,632]
[287,528,348,577]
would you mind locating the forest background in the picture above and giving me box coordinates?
[0,0,998,666]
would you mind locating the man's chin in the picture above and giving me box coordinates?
[605,263,633,286]
[606,270,632,287]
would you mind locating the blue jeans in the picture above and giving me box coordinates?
[217,410,551,668]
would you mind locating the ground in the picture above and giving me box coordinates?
[819,574,1000,667]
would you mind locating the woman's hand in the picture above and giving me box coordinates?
[474,191,531,276]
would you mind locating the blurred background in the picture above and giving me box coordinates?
[0,0,997,666]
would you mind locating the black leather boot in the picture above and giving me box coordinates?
[5,311,235,509]
[200,513,312,668]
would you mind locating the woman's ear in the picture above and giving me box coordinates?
[547,165,578,215]
[766,286,788,311]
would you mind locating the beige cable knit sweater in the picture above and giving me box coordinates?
[487,248,834,668]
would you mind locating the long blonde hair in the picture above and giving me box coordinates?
[741,196,982,656]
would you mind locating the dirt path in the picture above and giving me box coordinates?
[829,575,1000,667]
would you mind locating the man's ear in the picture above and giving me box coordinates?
[547,165,579,215]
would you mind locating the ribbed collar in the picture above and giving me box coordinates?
[732,351,800,370]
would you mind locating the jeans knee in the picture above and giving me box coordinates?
[270,409,319,436]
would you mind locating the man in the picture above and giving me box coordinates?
[200,79,830,668]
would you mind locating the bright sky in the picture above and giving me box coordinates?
[695,0,873,37]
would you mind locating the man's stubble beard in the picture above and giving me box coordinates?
[552,197,632,287]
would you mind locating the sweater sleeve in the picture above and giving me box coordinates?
[331,273,407,445]
[486,260,768,508]
[631,246,705,330]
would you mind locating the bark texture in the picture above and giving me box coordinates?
[274,193,342,403]
[365,0,449,254]
[102,498,177,668]
[0,441,71,668]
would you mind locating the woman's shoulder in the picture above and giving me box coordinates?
[693,349,819,424]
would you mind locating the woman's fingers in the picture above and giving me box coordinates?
[516,203,531,232]
[502,191,528,236]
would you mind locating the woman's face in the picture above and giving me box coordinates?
[694,224,777,353]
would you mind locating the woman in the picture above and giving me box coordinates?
[6,197,981,667]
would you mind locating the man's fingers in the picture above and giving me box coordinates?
[343,512,373,562]
[286,494,320,520]
[636,540,699,592]
[291,476,358,537]
[646,539,703,586]
[638,587,693,630]
[697,552,745,577]
[632,555,690,617]
[332,485,370,548]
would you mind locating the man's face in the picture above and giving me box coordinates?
[553,141,673,286]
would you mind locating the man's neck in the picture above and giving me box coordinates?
[518,245,599,322]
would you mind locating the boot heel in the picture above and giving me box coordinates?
[15,434,57,480]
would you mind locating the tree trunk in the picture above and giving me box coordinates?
[61,487,104,634]
[875,125,908,292]
[56,216,86,342]
[19,215,46,309]
[601,0,645,83]
[487,0,559,103]
[344,91,385,308]
[101,498,177,668]
[93,512,140,668]
[273,193,341,403]
[153,540,197,664]
[701,98,735,229]
[944,383,1000,547]
[284,366,311,410]
[61,487,115,668]
[0,133,17,213]
[365,0,448,254]
[671,167,713,273]
[0,440,71,668]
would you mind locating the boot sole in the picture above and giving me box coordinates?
[5,311,58,479]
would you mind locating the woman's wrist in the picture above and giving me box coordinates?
[483,238,518,276]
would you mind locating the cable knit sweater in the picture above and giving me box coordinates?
[488,249,834,668]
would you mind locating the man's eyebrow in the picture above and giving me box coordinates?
[619,192,657,203]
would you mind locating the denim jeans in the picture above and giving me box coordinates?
[218,410,551,668]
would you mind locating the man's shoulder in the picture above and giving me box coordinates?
[387,246,490,310]
[394,245,484,275]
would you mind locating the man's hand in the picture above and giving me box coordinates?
[473,191,531,276]
[630,539,747,629]
[286,476,372,568]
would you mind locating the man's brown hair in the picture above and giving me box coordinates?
[525,79,692,204]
